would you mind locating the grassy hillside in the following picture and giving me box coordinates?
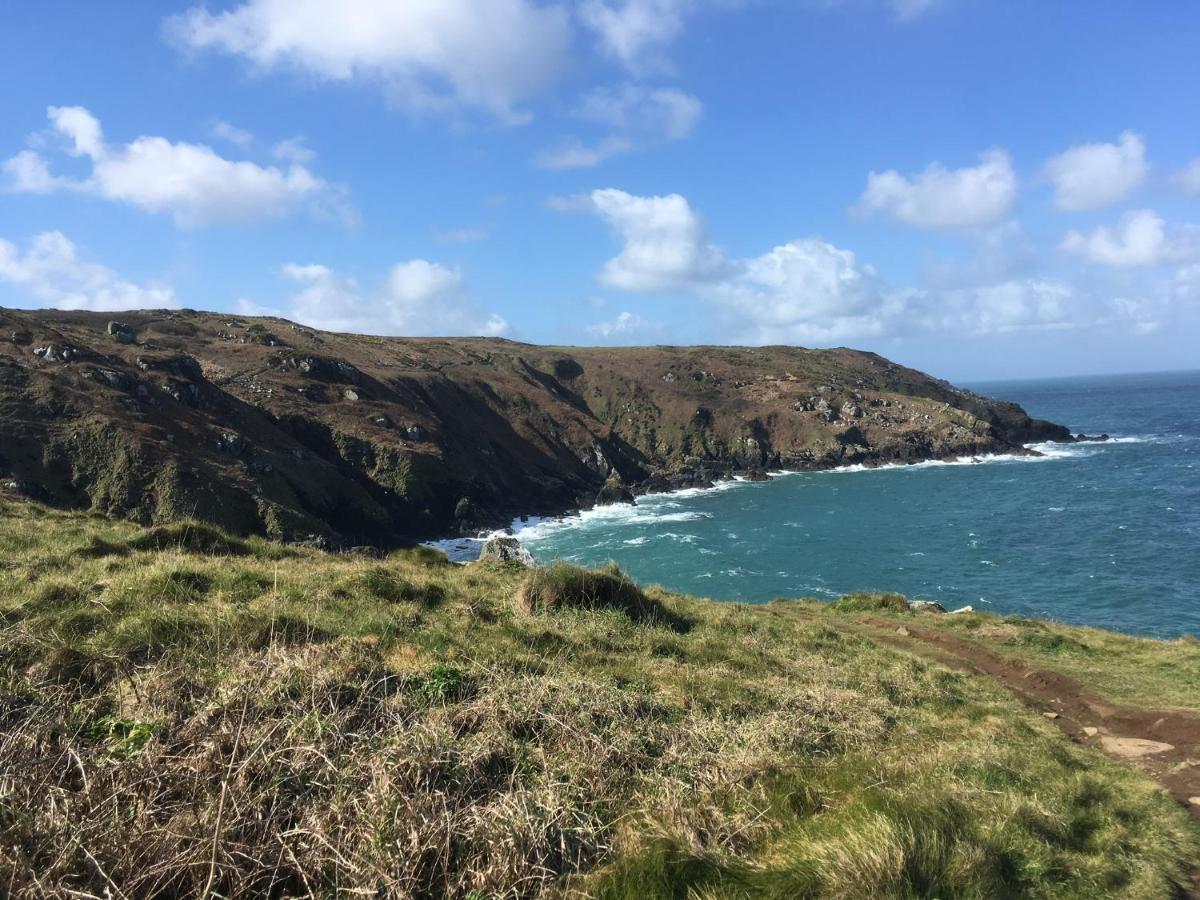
[1,495,1197,898]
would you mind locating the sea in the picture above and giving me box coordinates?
[432,371,1200,638]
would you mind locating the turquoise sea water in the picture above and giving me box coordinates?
[492,370,1199,638]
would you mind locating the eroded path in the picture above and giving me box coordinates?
[855,616,1200,820]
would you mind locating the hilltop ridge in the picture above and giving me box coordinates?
[0,307,1071,546]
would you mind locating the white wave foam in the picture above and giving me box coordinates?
[430,433,1136,558]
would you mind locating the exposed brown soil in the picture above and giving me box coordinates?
[860,616,1200,819]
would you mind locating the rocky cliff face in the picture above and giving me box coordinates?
[0,308,1073,546]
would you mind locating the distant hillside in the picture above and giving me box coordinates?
[0,307,1071,546]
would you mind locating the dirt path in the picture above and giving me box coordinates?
[856,616,1200,821]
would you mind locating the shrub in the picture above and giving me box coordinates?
[515,563,679,627]
[126,522,253,556]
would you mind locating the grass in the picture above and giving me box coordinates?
[836,602,1200,713]
[0,494,1197,898]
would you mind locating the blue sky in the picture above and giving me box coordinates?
[2,1,1199,380]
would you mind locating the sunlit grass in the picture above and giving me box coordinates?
[0,495,1196,898]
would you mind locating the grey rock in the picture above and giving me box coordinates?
[478,535,536,568]
[909,600,947,614]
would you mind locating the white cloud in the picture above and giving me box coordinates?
[0,231,177,311]
[567,188,731,291]
[910,279,1077,336]
[167,0,571,122]
[50,105,104,158]
[562,188,889,342]
[4,106,352,227]
[716,239,892,343]
[536,84,701,169]
[586,309,663,342]
[1043,131,1147,212]
[263,259,508,337]
[563,187,1186,343]
[1060,210,1200,268]
[580,0,687,72]
[1173,159,1200,196]
[272,136,316,164]
[211,120,254,147]
[2,150,61,193]
[856,149,1017,230]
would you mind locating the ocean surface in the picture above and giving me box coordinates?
[437,371,1200,637]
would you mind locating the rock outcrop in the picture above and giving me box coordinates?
[0,307,1075,547]
[478,535,537,568]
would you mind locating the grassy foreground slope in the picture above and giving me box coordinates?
[1,496,1197,898]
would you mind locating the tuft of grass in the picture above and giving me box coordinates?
[833,592,911,613]
[516,562,684,629]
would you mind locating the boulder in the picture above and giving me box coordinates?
[107,321,135,343]
[595,476,635,506]
[479,535,536,568]
[909,600,947,614]
[949,605,975,615]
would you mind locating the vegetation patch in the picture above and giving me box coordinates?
[515,562,685,629]
[833,592,911,613]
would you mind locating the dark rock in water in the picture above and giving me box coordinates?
[596,476,635,506]
[479,535,536,568]
[744,470,771,482]
[1075,433,1111,442]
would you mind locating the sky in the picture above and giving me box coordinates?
[1,1,1199,381]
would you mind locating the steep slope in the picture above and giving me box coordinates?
[0,307,1072,546]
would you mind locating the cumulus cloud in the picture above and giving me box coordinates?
[167,0,571,122]
[906,279,1077,336]
[536,84,701,169]
[855,149,1017,230]
[1043,131,1147,212]
[562,187,1187,343]
[715,239,892,343]
[561,188,889,342]
[257,259,508,337]
[580,0,687,72]
[3,106,353,227]
[0,231,177,311]
[563,188,731,291]
[1060,210,1200,267]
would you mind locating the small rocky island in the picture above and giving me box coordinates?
[0,307,1072,546]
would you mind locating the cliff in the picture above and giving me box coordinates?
[0,307,1072,546]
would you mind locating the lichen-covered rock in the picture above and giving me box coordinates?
[479,535,536,568]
